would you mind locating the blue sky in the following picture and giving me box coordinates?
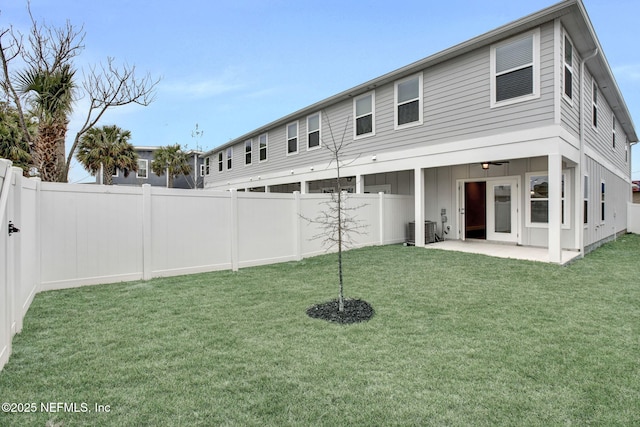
[3,0,639,182]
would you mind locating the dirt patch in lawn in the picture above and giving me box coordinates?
[306,298,374,324]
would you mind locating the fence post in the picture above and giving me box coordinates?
[230,189,239,272]
[142,184,152,280]
[379,192,385,245]
[294,191,302,261]
[11,168,23,335]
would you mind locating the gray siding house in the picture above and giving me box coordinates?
[202,0,637,263]
[108,147,204,189]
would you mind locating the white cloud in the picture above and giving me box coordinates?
[161,68,246,99]
[613,64,640,82]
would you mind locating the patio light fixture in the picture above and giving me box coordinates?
[482,162,490,170]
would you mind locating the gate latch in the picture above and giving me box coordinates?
[8,221,20,236]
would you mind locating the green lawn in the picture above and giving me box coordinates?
[1,235,639,426]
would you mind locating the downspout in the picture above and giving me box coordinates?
[579,48,599,257]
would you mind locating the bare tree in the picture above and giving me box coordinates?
[303,112,367,312]
[0,6,159,182]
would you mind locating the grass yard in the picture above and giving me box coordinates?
[0,235,639,426]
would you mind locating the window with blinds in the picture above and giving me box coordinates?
[491,29,539,107]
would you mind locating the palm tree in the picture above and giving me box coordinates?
[17,64,76,182]
[76,125,138,185]
[0,102,33,174]
[151,144,192,188]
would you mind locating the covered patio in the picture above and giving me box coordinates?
[424,240,582,265]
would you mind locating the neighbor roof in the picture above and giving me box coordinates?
[203,0,637,156]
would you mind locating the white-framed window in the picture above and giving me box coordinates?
[245,139,252,165]
[600,180,605,222]
[592,79,598,129]
[526,172,569,227]
[354,91,375,138]
[218,152,223,172]
[204,157,210,175]
[137,159,148,179]
[200,164,205,177]
[226,147,233,170]
[490,29,540,107]
[307,113,321,150]
[583,175,589,225]
[286,121,298,155]
[395,73,423,129]
[259,133,268,162]
[563,33,574,102]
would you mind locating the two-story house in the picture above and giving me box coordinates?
[108,146,204,189]
[201,0,637,263]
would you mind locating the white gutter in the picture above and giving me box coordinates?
[579,48,599,257]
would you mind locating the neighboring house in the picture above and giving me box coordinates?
[201,0,637,262]
[107,146,204,189]
[633,181,640,204]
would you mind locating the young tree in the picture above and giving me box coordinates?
[151,144,192,188]
[0,7,159,182]
[76,125,138,185]
[305,112,367,312]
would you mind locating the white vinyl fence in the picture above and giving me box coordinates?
[0,158,413,371]
[628,202,640,234]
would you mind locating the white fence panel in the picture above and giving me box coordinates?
[383,195,414,244]
[40,183,144,291]
[0,161,13,370]
[150,188,233,276]
[628,203,640,234]
[237,192,297,268]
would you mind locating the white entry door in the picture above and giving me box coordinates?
[486,179,519,242]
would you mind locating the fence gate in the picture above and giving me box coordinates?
[0,161,18,370]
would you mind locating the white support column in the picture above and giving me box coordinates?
[300,180,307,194]
[414,167,425,247]
[548,154,562,264]
[356,174,364,194]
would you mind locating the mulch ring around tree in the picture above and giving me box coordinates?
[306,298,375,324]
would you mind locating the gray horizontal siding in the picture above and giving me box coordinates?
[206,23,558,186]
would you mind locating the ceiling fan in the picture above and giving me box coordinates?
[481,161,509,170]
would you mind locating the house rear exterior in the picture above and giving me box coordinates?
[202,0,637,263]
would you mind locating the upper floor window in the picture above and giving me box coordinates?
[245,139,252,165]
[137,159,148,179]
[204,157,210,175]
[226,147,233,170]
[592,80,598,128]
[354,91,375,138]
[395,73,423,128]
[563,34,574,101]
[218,152,223,172]
[612,116,616,149]
[287,121,298,155]
[491,29,540,107]
[307,113,321,150]
[259,133,268,162]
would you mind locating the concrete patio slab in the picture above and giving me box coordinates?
[423,240,581,265]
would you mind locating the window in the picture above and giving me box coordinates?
[612,116,616,149]
[563,34,573,101]
[601,181,605,222]
[491,30,539,106]
[218,152,223,172]
[354,92,375,138]
[226,147,233,170]
[200,164,205,177]
[137,159,148,179]
[527,172,568,226]
[583,175,589,224]
[287,121,298,155]
[204,157,210,175]
[592,80,598,128]
[625,144,629,163]
[395,74,422,128]
[245,139,252,165]
[307,113,320,150]
[259,133,268,162]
